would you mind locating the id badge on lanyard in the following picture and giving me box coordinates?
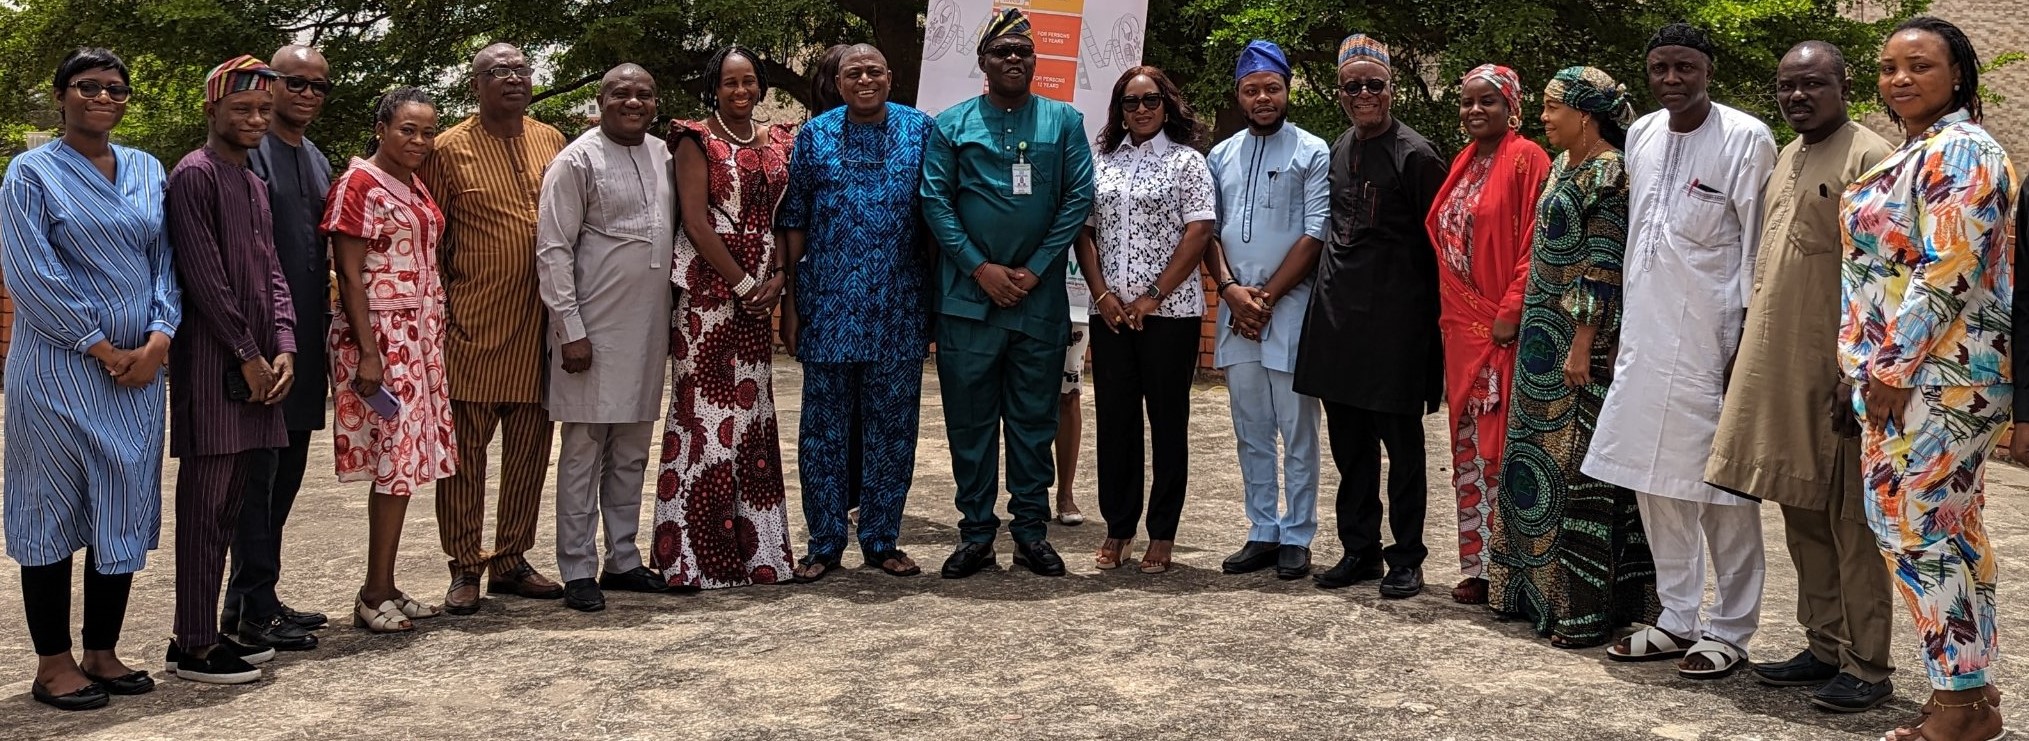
[1012,140,1032,196]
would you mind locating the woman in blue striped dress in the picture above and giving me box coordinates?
[1,47,181,711]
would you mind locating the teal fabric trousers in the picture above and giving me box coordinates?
[936,316,1066,544]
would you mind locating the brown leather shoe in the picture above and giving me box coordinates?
[487,563,565,599]
[444,573,482,615]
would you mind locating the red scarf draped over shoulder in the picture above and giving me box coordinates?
[1424,130,1551,428]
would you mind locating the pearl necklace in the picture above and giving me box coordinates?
[713,109,757,146]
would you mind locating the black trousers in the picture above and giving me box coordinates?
[21,552,132,657]
[1091,315,1199,541]
[222,430,309,631]
[1322,401,1428,569]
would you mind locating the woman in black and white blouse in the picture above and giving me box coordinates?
[1073,66,1215,574]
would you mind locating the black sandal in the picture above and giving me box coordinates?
[867,549,922,577]
[794,554,842,583]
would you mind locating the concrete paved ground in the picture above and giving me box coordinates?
[0,360,2021,740]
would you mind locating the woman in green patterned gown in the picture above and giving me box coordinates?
[1486,67,1659,648]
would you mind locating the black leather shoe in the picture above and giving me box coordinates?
[279,604,329,630]
[1810,673,1893,713]
[600,566,669,593]
[941,542,997,579]
[1752,649,1841,687]
[31,680,109,711]
[1222,541,1280,574]
[238,614,319,651]
[1378,566,1424,599]
[83,669,154,696]
[1012,540,1067,576]
[563,578,606,612]
[1313,553,1385,589]
[1274,545,1312,579]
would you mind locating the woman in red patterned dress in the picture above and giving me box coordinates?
[653,45,798,590]
[323,88,458,630]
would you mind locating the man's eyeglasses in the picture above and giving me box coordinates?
[1118,94,1164,112]
[279,75,334,97]
[1341,79,1389,97]
[983,44,1035,60]
[69,81,133,103]
[479,66,535,80]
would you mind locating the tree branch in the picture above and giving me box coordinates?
[531,71,602,105]
[278,12,389,34]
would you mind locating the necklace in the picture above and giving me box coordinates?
[713,109,757,146]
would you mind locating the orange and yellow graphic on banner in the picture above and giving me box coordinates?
[997,0,1082,102]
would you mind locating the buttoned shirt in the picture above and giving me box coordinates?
[1087,130,1215,318]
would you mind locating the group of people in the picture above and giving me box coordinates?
[0,8,2020,739]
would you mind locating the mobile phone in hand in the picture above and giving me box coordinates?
[365,386,401,419]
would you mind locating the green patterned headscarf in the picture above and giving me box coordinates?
[1545,66,1635,127]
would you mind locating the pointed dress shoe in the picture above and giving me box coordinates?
[1752,649,1841,687]
[1012,540,1067,576]
[563,578,606,612]
[1809,673,1894,713]
[238,613,319,651]
[1222,541,1280,574]
[1313,552,1385,589]
[31,679,109,711]
[600,566,669,593]
[1378,566,1425,599]
[488,563,566,599]
[941,541,998,579]
[1275,545,1312,580]
[279,604,329,630]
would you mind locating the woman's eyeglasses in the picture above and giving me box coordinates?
[70,81,133,103]
[1341,79,1389,96]
[280,75,334,97]
[1118,94,1164,112]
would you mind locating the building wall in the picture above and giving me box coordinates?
[1855,0,2029,154]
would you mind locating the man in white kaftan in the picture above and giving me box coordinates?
[535,65,674,610]
[1583,25,1776,673]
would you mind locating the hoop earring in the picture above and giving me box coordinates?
[1508,114,1522,130]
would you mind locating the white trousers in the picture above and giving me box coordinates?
[554,421,655,583]
[1637,491,1766,650]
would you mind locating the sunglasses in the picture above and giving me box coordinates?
[279,75,334,97]
[1118,94,1164,112]
[70,80,133,103]
[479,65,535,80]
[983,44,1035,60]
[1341,79,1389,96]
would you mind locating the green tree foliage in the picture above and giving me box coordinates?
[0,0,1968,172]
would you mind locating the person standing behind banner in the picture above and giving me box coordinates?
[1073,65,1214,575]
[1205,40,1329,581]
[1052,247,1090,528]
[920,7,1095,579]
[778,44,934,581]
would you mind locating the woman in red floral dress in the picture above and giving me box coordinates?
[654,46,798,590]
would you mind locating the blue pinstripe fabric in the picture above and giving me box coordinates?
[0,141,182,574]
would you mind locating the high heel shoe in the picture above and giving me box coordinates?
[1096,538,1134,570]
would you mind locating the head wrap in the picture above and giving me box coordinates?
[1463,64,1523,123]
[1234,40,1291,83]
[1336,34,1391,67]
[1647,23,1718,62]
[205,54,275,104]
[1546,66,1636,128]
[977,7,1034,55]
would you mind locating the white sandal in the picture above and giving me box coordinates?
[394,594,442,620]
[353,598,414,633]
[1678,638,1746,680]
[1606,626,1693,662]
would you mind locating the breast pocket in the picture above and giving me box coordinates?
[1788,184,1844,256]
[1024,142,1062,192]
[1669,187,1736,248]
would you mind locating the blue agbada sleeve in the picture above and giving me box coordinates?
[777,124,817,233]
[1024,110,1094,277]
[920,120,991,276]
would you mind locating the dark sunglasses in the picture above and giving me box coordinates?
[984,43,1035,60]
[70,81,133,102]
[279,75,334,97]
[479,65,535,80]
[1341,79,1389,96]
[1118,94,1164,112]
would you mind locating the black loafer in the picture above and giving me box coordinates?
[1012,540,1067,576]
[31,680,109,711]
[941,542,997,579]
[239,614,319,651]
[1752,649,1841,687]
[599,566,669,593]
[279,604,329,630]
[1222,541,1280,574]
[83,669,155,696]
[1313,553,1385,589]
[1378,566,1425,599]
[563,578,606,612]
[1275,545,1312,580]
[1810,673,1894,713]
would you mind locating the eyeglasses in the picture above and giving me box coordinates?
[479,66,535,80]
[1118,94,1164,112]
[983,44,1035,60]
[279,75,334,97]
[69,81,133,102]
[1341,79,1389,96]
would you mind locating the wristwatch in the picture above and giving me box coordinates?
[1142,284,1162,300]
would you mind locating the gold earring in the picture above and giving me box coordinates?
[1508,114,1523,130]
